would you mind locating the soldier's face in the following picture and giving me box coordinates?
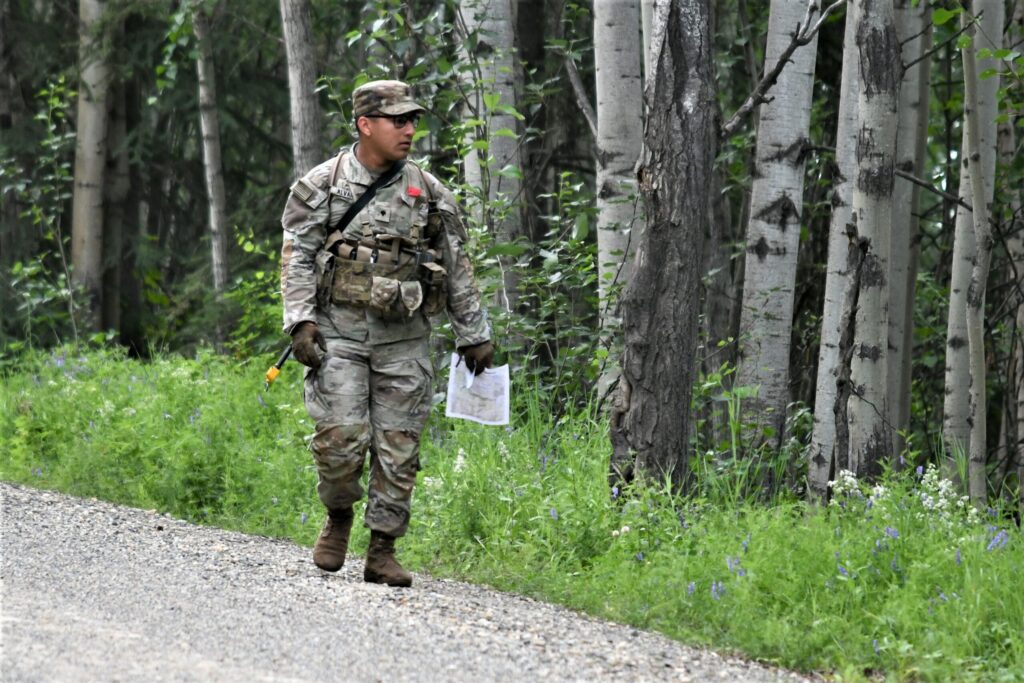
[359,113,417,163]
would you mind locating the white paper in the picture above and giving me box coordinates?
[445,352,510,425]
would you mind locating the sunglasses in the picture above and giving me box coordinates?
[364,113,421,128]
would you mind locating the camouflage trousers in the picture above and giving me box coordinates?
[303,333,433,537]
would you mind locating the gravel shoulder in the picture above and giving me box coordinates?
[1,482,814,682]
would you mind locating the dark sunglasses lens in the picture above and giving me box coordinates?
[393,115,419,128]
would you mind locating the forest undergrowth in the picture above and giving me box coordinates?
[1,347,1021,681]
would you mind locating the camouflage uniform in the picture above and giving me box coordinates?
[280,82,490,537]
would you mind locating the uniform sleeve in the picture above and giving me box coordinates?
[280,161,333,334]
[432,187,491,348]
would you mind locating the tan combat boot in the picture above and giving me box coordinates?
[364,530,413,587]
[312,507,354,572]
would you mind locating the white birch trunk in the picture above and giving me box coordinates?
[942,2,1002,474]
[280,0,324,178]
[194,6,230,297]
[736,0,821,445]
[459,0,524,314]
[460,0,523,242]
[808,10,859,497]
[961,5,1003,504]
[887,0,931,449]
[847,0,900,477]
[70,0,110,332]
[594,0,644,390]
[640,0,654,84]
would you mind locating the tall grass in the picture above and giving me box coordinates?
[2,348,1022,680]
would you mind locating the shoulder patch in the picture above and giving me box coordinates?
[329,182,356,202]
[289,177,328,209]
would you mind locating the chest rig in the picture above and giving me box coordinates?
[314,150,448,320]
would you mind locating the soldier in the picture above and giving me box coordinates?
[279,80,494,587]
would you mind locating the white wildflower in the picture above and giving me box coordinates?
[453,448,468,472]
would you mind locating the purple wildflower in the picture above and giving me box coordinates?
[884,526,899,539]
[955,548,962,566]
[986,530,1009,552]
[872,639,881,655]
[837,564,849,577]
[687,581,696,595]
[916,465,924,476]
[635,552,644,562]
[741,535,750,553]
[611,486,620,499]
[711,581,724,600]
[549,507,558,521]
[300,512,308,524]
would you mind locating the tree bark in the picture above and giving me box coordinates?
[594,0,644,393]
[887,0,931,452]
[942,1,1002,479]
[102,79,129,334]
[280,0,324,179]
[194,5,230,298]
[71,0,110,333]
[847,0,900,479]
[736,0,821,448]
[609,0,717,491]
[809,8,859,498]
[961,5,1002,504]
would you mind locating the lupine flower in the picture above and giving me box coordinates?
[916,465,924,476]
[635,552,644,562]
[549,507,558,521]
[300,512,308,524]
[611,486,620,499]
[955,548,962,566]
[884,526,899,539]
[837,564,849,577]
[687,581,696,595]
[872,639,881,655]
[741,535,750,553]
[711,581,724,600]
[986,530,1009,551]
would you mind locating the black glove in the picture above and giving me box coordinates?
[291,322,327,369]
[459,340,494,376]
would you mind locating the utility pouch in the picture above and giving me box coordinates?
[420,261,448,315]
[331,258,373,305]
[368,276,423,321]
[314,249,336,308]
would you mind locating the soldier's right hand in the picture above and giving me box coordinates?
[291,322,327,370]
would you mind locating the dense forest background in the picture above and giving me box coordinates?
[2,0,1023,508]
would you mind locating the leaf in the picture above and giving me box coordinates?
[932,7,961,25]
[979,68,998,80]
[483,92,501,110]
[493,127,517,138]
[484,243,529,258]
[573,213,589,241]
[956,35,972,51]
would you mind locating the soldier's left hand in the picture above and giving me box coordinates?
[459,340,494,376]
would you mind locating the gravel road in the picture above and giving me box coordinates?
[1,482,813,682]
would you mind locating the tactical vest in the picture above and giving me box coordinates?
[310,151,448,321]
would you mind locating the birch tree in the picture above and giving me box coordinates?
[943,1,1002,476]
[193,4,230,297]
[735,0,822,446]
[70,0,110,332]
[887,0,931,447]
[459,0,523,242]
[808,10,859,497]
[593,0,644,388]
[609,0,716,490]
[960,5,1002,503]
[280,0,324,178]
[847,0,900,478]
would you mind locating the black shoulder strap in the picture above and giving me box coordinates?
[328,158,406,241]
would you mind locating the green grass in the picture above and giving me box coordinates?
[2,348,1022,681]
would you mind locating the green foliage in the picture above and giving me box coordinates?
[2,350,1022,680]
[1,77,81,351]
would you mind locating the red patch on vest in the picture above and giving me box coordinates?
[407,186,422,198]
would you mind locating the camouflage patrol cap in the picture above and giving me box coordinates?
[352,80,426,119]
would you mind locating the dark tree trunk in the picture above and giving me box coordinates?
[609,0,718,491]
